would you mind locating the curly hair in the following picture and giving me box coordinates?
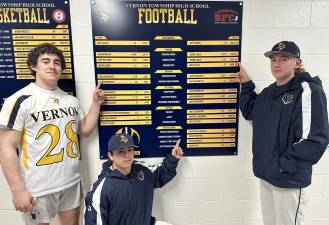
[27,43,66,76]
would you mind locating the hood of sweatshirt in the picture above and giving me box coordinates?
[270,72,323,97]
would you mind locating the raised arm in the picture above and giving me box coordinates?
[0,129,35,213]
[79,83,105,137]
[171,139,184,159]
[236,62,251,84]
[153,139,183,188]
[237,63,258,120]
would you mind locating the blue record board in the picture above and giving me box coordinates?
[91,0,243,158]
[0,0,76,109]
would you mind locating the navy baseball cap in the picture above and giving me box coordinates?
[264,41,300,58]
[107,133,138,152]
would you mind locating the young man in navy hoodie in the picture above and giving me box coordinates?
[236,41,329,225]
[84,133,183,225]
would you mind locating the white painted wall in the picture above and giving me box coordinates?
[0,0,328,225]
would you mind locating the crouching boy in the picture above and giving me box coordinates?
[84,133,183,225]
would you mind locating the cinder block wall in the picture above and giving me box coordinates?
[0,0,328,225]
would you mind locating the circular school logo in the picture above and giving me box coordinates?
[137,170,144,181]
[214,9,239,24]
[52,9,66,23]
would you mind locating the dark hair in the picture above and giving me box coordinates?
[27,43,66,76]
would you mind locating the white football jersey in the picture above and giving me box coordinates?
[0,83,84,197]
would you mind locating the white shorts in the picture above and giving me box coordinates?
[22,182,83,225]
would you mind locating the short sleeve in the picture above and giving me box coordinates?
[75,97,85,121]
[0,95,30,131]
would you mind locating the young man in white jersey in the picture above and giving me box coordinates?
[0,43,105,225]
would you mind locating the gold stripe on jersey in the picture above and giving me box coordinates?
[22,128,28,169]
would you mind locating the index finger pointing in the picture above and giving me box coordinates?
[96,82,102,89]
[174,139,181,148]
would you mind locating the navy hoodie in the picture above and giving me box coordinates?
[84,155,179,225]
[240,72,329,188]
